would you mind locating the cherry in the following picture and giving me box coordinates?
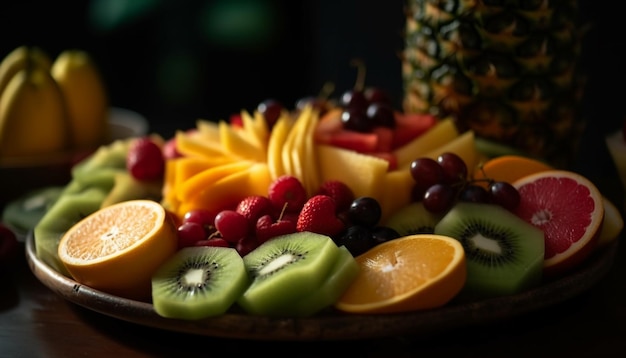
[177,222,206,248]
[214,210,249,243]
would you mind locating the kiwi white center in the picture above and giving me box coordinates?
[470,234,502,255]
[183,268,207,287]
[259,253,297,276]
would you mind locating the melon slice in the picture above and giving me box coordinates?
[394,118,459,168]
[316,144,389,199]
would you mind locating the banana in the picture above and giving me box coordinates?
[51,49,109,151]
[0,46,52,99]
[0,61,70,158]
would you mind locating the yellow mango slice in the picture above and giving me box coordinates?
[267,114,293,179]
[286,106,314,187]
[219,120,265,162]
[175,130,227,159]
[240,110,264,151]
[179,163,271,215]
[394,118,459,169]
[196,119,220,142]
[177,160,254,202]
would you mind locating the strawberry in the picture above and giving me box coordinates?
[255,214,297,244]
[296,195,346,238]
[268,175,308,213]
[315,180,355,214]
[235,195,273,231]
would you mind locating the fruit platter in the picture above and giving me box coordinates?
[6,82,622,340]
[1,27,624,340]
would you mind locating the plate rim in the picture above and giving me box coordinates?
[25,232,619,341]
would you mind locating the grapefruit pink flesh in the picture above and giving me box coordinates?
[512,170,605,276]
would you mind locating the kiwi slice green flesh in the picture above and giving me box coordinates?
[71,138,132,192]
[434,202,545,300]
[151,246,249,320]
[237,231,341,316]
[384,201,444,236]
[33,187,108,276]
[287,245,359,317]
[2,186,64,235]
[100,171,162,208]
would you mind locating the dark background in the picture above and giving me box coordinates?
[0,0,623,139]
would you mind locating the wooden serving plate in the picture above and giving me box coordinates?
[25,231,619,341]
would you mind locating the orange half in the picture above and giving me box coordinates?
[334,234,466,314]
[58,199,178,301]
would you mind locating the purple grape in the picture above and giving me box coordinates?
[488,181,521,210]
[423,183,455,213]
[410,157,445,193]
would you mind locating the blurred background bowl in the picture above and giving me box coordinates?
[0,107,148,210]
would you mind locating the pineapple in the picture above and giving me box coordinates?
[402,0,588,168]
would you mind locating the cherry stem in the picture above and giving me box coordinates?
[350,58,366,92]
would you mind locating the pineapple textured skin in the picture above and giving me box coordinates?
[402,0,588,167]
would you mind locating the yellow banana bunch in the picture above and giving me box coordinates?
[0,48,69,158]
[0,46,109,161]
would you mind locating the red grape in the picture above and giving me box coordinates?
[488,181,521,210]
[423,183,455,213]
[437,152,468,186]
[410,157,445,193]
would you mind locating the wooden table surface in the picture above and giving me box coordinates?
[1,126,625,357]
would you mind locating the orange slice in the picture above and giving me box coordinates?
[334,234,466,314]
[57,199,178,301]
[473,154,553,187]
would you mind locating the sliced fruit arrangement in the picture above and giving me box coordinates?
[6,80,621,320]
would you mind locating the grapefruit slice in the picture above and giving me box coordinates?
[512,170,605,277]
[57,199,178,300]
[334,234,466,314]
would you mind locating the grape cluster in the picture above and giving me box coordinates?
[409,152,521,213]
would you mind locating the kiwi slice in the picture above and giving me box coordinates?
[237,231,342,316]
[100,172,163,208]
[384,201,444,236]
[434,202,545,300]
[151,246,249,320]
[2,186,64,235]
[71,138,133,192]
[287,245,359,317]
[33,187,108,276]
